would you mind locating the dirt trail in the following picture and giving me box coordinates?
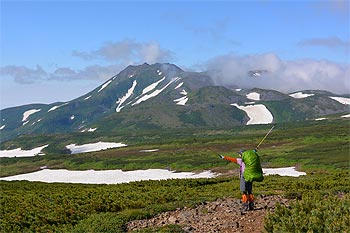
[127,195,290,232]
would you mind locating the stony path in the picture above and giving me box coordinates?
[127,195,290,232]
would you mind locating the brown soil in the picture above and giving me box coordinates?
[127,195,290,232]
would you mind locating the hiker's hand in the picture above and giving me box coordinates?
[218,154,224,159]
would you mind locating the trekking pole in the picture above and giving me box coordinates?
[207,148,224,158]
[255,125,275,150]
[207,148,221,156]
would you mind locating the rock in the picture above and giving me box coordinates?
[127,195,291,233]
[168,216,177,224]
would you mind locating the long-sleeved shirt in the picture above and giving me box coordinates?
[223,156,245,175]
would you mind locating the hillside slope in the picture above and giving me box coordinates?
[1,63,349,142]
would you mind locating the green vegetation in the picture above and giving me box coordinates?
[1,118,349,177]
[0,119,349,232]
[1,171,348,232]
[0,178,235,232]
[265,192,350,232]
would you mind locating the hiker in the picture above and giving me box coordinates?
[218,149,264,211]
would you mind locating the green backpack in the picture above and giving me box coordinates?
[242,150,264,182]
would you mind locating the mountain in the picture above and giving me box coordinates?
[1,63,349,142]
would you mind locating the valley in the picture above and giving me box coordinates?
[0,118,349,232]
[0,63,349,232]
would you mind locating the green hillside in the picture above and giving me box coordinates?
[1,118,349,177]
[1,63,349,142]
[0,118,349,232]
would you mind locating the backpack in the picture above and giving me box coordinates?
[242,150,264,182]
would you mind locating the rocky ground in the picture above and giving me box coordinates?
[127,195,290,232]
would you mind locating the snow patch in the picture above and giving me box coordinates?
[48,103,68,112]
[0,125,5,130]
[263,167,306,177]
[133,77,180,106]
[235,89,242,92]
[116,80,137,112]
[315,118,327,121]
[81,128,97,132]
[180,89,187,95]
[341,114,350,118]
[175,82,184,90]
[0,167,307,184]
[70,115,75,120]
[142,77,165,95]
[330,97,350,105]
[174,96,188,105]
[0,145,49,158]
[231,103,273,125]
[139,149,159,153]
[246,92,260,101]
[0,169,217,184]
[22,109,41,122]
[174,85,188,106]
[98,80,112,92]
[84,95,92,100]
[66,141,127,154]
[289,92,314,99]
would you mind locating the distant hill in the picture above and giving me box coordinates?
[1,63,349,142]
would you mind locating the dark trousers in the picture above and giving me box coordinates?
[240,175,253,194]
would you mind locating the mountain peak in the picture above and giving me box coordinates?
[1,62,349,142]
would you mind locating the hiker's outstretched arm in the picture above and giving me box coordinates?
[223,156,238,163]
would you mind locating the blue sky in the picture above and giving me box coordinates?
[1,0,349,109]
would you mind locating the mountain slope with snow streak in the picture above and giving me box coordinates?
[116,80,137,112]
[22,109,41,122]
[231,103,273,125]
[1,63,349,142]
[66,141,127,154]
[330,97,350,105]
[132,77,181,106]
[142,77,165,95]
[246,92,260,101]
[289,92,315,99]
[98,80,113,93]
[0,145,48,158]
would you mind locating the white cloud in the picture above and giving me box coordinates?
[298,36,350,51]
[0,65,47,84]
[138,42,174,64]
[72,39,174,64]
[1,39,175,84]
[205,53,350,94]
[1,64,125,83]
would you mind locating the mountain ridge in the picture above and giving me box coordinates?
[1,63,349,142]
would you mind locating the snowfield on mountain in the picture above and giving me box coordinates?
[0,145,48,158]
[231,103,273,125]
[66,141,128,154]
[0,63,349,142]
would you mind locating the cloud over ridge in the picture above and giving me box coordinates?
[1,43,349,95]
[205,53,350,94]
[72,39,174,64]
